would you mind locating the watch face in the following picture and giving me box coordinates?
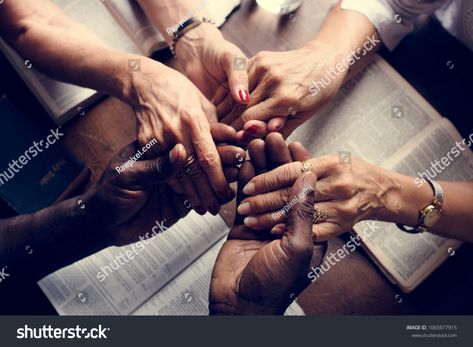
[424,208,441,227]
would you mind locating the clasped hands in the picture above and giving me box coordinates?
[130,23,346,217]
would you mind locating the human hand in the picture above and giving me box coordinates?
[209,134,327,315]
[175,23,250,105]
[128,57,237,214]
[238,154,389,241]
[217,41,347,138]
[84,126,246,247]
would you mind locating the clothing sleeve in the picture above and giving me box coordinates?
[340,0,453,50]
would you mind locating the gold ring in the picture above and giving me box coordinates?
[301,161,312,173]
[313,205,328,224]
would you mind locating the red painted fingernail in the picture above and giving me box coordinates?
[246,125,259,134]
[195,206,206,215]
[239,90,250,103]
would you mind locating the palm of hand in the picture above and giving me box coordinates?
[210,225,304,315]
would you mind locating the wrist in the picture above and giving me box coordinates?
[371,170,434,227]
[174,22,220,62]
[120,57,168,109]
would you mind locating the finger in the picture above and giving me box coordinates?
[223,55,250,105]
[210,123,237,143]
[288,142,311,161]
[243,209,285,230]
[122,143,187,188]
[171,192,192,219]
[267,117,287,133]
[247,139,267,173]
[217,93,240,122]
[185,160,221,215]
[189,113,233,201]
[219,82,269,130]
[265,132,292,169]
[168,178,183,195]
[224,166,239,182]
[236,120,267,145]
[271,223,286,237]
[211,83,230,106]
[281,171,317,258]
[235,160,256,225]
[243,157,334,195]
[177,174,206,215]
[217,145,246,166]
[312,223,347,242]
[238,187,291,216]
[230,97,287,131]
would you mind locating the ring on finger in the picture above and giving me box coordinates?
[301,161,312,173]
[313,205,328,224]
[183,154,198,175]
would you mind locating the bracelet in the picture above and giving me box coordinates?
[170,16,216,57]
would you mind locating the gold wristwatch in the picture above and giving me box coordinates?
[397,176,444,234]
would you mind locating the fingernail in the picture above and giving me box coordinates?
[271,124,283,132]
[208,205,220,215]
[195,206,206,215]
[169,146,178,163]
[244,216,258,228]
[237,202,250,215]
[243,182,255,195]
[246,125,259,135]
[239,90,250,103]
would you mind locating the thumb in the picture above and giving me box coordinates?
[280,171,317,259]
[122,143,187,188]
[222,52,250,105]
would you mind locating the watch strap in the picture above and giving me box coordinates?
[396,176,443,234]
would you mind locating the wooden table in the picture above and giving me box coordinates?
[1,0,472,315]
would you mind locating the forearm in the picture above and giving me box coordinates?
[306,2,381,80]
[138,0,207,46]
[0,0,149,105]
[0,191,107,290]
[373,169,473,243]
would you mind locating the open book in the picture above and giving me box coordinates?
[38,211,304,315]
[0,0,241,125]
[289,55,473,293]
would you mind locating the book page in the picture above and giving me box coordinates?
[288,56,438,166]
[354,119,473,292]
[38,212,229,315]
[132,237,304,316]
[105,0,242,54]
[104,0,164,54]
[52,0,141,54]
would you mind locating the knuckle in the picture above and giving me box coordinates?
[295,199,315,221]
[198,150,219,169]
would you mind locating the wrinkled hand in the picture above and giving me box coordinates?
[210,134,327,315]
[238,154,387,241]
[129,58,238,215]
[217,42,346,138]
[85,124,246,247]
[175,23,250,105]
